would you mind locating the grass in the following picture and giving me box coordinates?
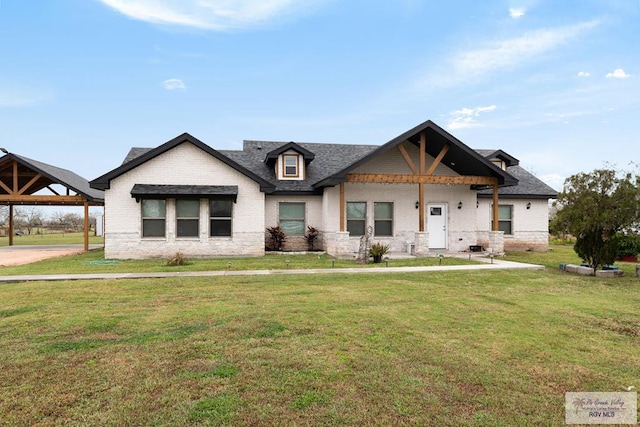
[0,231,104,247]
[1,244,640,425]
[0,248,477,276]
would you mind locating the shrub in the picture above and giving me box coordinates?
[305,226,319,251]
[617,233,640,257]
[166,252,188,266]
[369,242,390,263]
[266,225,287,251]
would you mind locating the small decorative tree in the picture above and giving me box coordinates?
[305,226,319,251]
[266,225,287,251]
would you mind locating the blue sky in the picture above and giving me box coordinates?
[1,0,639,192]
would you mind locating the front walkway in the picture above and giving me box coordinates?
[0,256,544,283]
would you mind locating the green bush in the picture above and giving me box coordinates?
[617,233,640,257]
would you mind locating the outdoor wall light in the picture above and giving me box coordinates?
[526,202,531,209]
[415,201,419,209]
[457,201,463,209]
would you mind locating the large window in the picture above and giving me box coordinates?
[492,205,513,235]
[210,199,232,237]
[141,199,166,238]
[374,202,393,236]
[176,199,200,237]
[279,202,305,235]
[283,154,299,177]
[347,202,366,236]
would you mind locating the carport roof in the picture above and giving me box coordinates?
[0,153,104,204]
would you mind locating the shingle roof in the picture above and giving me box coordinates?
[313,120,518,189]
[220,141,378,194]
[475,150,557,199]
[115,132,556,199]
[90,133,275,193]
[0,153,104,202]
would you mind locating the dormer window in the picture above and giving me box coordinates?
[491,159,506,170]
[264,142,315,181]
[283,154,299,177]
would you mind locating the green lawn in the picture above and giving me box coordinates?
[0,248,477,276]
[1,246,639,425]
[0,231,104,247]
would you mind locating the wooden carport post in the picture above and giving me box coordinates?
[8,205,13,246]
[84,201,89,252]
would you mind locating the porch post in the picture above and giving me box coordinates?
[339,182,345,232]
[492,182,499,231]
[419,132,426,232]
[83,201,89,252]
[418,182,425,232]
[8,204,13,246]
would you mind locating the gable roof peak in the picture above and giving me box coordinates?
[264,141,315,165]
[90,133,275,193]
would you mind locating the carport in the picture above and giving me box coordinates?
[0,151,104,251]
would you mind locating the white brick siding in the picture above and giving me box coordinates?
[476,199,549,251]
[103,142,265,259]
[265,195,323,251]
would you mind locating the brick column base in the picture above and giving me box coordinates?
[413,232,430,257]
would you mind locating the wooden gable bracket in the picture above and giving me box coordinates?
[396,143,418,175]
[425,144,450,176]
[0,179,11,194]
[17,173,42,195]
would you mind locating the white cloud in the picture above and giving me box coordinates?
[605,68,631,79]
[540,173,565,191]
[420,20,599,88]
[577,71,590,77]
[447,105,497,130]
[163,78,186,90]
[509,8,526,18]
[98,0,322,30]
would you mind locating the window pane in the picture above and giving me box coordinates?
[177,199,199,217]
[281,220,304,235]
[498,221,512,235]
[143,219,165,237]
[374,202,393,219]
[347,202,366,219]
[498,205,512,220]
[142,199,165,218]
[177,219,198,237]
[284,155,298,176]
[280,203,304,219]
[347,220,365,236]
[210,199,232,217]
[210,219,232,236]
[375,220,392,236]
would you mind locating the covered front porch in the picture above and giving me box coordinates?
[316,121,515,258]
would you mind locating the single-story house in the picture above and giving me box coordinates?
[89,119,557,259]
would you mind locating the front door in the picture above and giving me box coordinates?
[427,203,447,249]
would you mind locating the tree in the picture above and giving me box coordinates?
[0,205,8,226]
[555,168,640,271]
[18,207,44,235]
[49,211,68,232]
[63,213,83,231]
